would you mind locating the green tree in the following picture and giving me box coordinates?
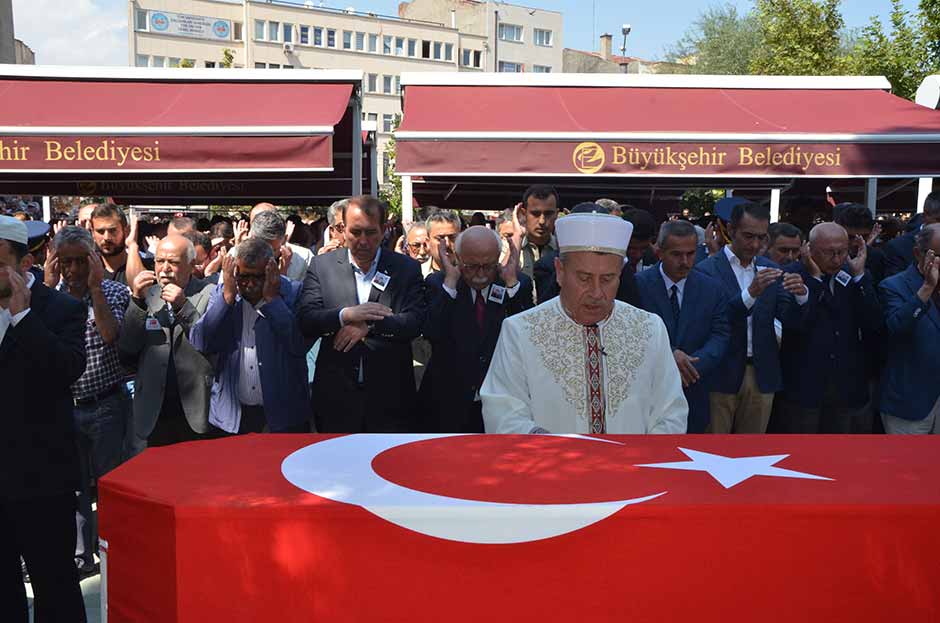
[179,58,195,68]
[923,0,940,68]
[221,48,235,68]
[846,0,926,100]
[665,4,761,75]
[750,0,847,75]
[379,116,402,216]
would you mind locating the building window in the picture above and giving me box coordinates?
[314,27,323,46]
[395,37,405,56]
[283,23,293,43]
[383,75,393,94]
[327,29,336,48]
[383,35,392,54]
[268,22,280,42]
[433,42,442,60]
[283,64,293,69]
[268,63,280,69]
[135,54,149,68]
[152,56,166,68]
[254,19,265,41]
[255,62,266,69]
[444,43,454,61]
[135,9,148,31]
[204,61,216,68]
[395,75,401,94]
[534,29,553,47]
[406,39,416,57]
[383,114,394,133]
[300,25,309,44]
[498,61,523,72]
[232,21,243,41]
[473,50,482,67]
[168,57,180,67]
[368,33,378,53]
[422,40,431,58]
[498,23,523,43]
[343,31,352,49]
[355,32,365,51]
[367,73,377,93]
[367,112,378,123]
[533,64,551,73]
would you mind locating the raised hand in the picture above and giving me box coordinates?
[87,250,105,290]
[285,219,296,242]
[221,254,237,305]
[278,243,293,276]
[234,220,250,245]
[867,222,882,247]
[847,235,868,278]
[126,213,140,250]
[43,249,60,288]
[500,233,520,288]
[747,267,782,298]
[918,250,940,303]
[781,272,807,297]
[6,268,31,315]
[705,221,723,256]
[131,270,157,300]
[438,238,461,290]
[160,283,186,311]
[263,258,281,303]
[800,242,822,279]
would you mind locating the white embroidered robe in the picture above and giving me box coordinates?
[481,297,688,434]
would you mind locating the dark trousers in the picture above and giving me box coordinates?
[782,381,866,434]
[237,404,309,434]
[147,410,202,447]
[0,493,86,623]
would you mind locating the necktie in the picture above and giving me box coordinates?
[475,290,486,334]
[670,284,680,322]
[585,325,606,434]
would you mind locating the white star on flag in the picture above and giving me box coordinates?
[636,448,834,489]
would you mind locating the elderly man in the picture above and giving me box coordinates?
[426,209,463,273]
[778,223,882,433]
[422,226,532,432]
[0,216,88,622]
[518,185,560,277]
[318,198,347,255]
[299,195,425,432]
[636,220,730,433]
[482,211,687,434]
[46,226,131,578]
[403,222,432,277]
[695,201,808,434]
[191,239,310,434]
[120,235,215,447]
[879,224,940,434]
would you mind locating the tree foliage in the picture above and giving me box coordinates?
[221,48,235,69]
[379,117,402,217]
[750,0,846,75]
[665,4,761,74]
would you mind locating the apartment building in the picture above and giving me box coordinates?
[129,0,560,184]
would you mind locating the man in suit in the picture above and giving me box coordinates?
[637,220,730,433]
[0,216,88,622]
[421,226,533,432]
[765,222,803,268]
[299,195,425,432]
[833,203,887,285]
[883,192,940,277]
[778,223,883,433]
[120,234,216,447]
[879,223,940,434]
[191,238,310,434]
[623,208,658,273]
[532,203,641,307]
[695,201,808,434]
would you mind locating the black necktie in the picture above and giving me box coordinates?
[670,284,680,321]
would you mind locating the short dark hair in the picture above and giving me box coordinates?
[235,237,275,265]
[90,203,127,228]
[342,195,388,226]
[210,220,234,240]
[925,191,940,218]
[730,201,770,228]
[832,203,874,230]
[656,219,697,248]
[623,208,656,241]
[768,222,803,245]
[183,230,212,255]
[0,239,28,261]
[522,184,560,209]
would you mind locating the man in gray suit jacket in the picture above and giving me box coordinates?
[120,235,216,447]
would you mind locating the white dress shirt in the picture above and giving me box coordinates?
[237,298,265,407]
[0,272,34,345]
[723,246,807,357]
[658,264,686,308]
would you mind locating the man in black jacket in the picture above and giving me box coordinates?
[299,196,425,432]
[0,216,88,622]
[883,192,940,277]
[421,226,533,432]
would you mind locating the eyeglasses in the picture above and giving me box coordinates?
[817,248,849,261]
[459,262,499,273]
[408,242,429,251]
[331,223,346,233]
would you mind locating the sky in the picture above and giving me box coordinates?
[10,0,924,66]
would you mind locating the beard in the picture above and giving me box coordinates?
[98,241,126,257]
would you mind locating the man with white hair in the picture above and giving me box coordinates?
[120,234,216,446]
[482,208,688,434]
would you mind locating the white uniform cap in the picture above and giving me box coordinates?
[0,215,28,246]
[555,212,633,257]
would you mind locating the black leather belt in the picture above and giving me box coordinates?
[73,383,122,407]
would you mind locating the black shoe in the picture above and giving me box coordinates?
[75,558,99,581]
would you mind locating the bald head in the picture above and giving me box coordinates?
[809,222,848,245]
[155,234,196,287]
[250,202,277,223]
[456,225,500,257]
[809,222,849,275]
[456,226,502,291]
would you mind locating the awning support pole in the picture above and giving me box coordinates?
[402,175,414,224]
[917,178,934,213]
[865,178,878,217]
[370,141,378,196]
[352,101,363,196]
[770,188,781,223]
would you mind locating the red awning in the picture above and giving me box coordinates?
[395,74,940,178]
[0,67,357,174]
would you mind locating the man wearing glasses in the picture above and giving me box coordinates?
[425,210,463,273]
[420,226,532,432]
[403,222,433,277]
[318,199,348,256]
[190,238,311,434]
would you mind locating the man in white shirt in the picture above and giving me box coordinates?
[695,201,809,434]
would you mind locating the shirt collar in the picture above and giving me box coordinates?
[522,233,557,251]
[348,248,381,276]
[724,244,752,269]
[659,263,686,292]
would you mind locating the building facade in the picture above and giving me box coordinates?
[129,0,560,185]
